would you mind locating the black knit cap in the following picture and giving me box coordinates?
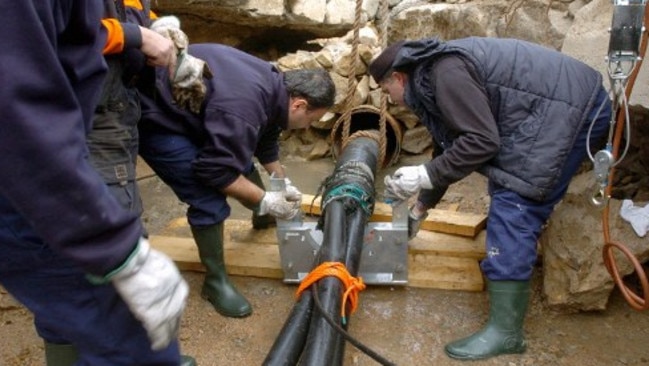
[369,40,407,82]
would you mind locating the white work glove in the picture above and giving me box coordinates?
[284,178,303,202]
[150,16,188,51]
[172,53,212,113]
[384,165,433,202]
[150,16,212,114]
[258,191,300,220]
[109,238,189,350]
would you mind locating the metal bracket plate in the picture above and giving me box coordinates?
[274,201,410,286]
[608,0,646,63]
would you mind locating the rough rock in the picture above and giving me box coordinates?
[542,173,649,311]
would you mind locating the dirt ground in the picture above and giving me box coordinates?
[2,154,649,366]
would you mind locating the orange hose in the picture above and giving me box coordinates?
[601,3,649,311]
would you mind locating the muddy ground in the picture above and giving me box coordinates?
[1,154,649,366]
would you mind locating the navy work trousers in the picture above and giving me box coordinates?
[139,131,249,227]
[481,87,612,281]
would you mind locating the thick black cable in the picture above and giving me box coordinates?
[310,282,397,366]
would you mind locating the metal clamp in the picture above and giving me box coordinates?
[273,190,410,286]
[591,149,615,207]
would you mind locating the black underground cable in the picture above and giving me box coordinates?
[310,282,397,366]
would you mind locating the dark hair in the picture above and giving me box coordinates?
[283,68,336,110]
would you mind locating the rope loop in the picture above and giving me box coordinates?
[295,261,367,323]
[332,0,390,169]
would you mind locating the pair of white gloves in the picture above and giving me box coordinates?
[384,165,433,239]
[258,178,303,220]
[150,16,212,113]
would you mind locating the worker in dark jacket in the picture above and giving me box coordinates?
[38,2,200,365]
[0,1,192,365]
[138,43,336,318]
[369,37,612,361]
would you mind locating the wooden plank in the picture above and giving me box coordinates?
[149,222,485,291]
[155,218,486,259]
[409,230,486,260]
[149,235,284,279]
[221,219,486,260]
[422,210,486,237]
[408,254,484,291]
[136,156,156,180]
[301,194,486,237]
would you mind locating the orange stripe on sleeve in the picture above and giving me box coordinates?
[123,0,143,9]
[124,0,158,19]
[101,19,125,55]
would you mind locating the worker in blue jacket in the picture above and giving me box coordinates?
[369,37,612,361]
[0,1,191,365]
[138,43,336,318]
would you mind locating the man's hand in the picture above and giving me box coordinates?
[148,16,188,79]
[110,238,188,350]
[139,27,177,72]
[258,191,300,220]
[148,15,211,113]
[384,165,433,202]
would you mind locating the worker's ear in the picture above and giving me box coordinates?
[290,97,308,111]
[392,71,406,86]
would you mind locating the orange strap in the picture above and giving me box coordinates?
[296,261,366,323]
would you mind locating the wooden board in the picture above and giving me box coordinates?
[408,254,484,291]
[408,230,486,260]
[150,235,284,279]
[301,194,486,238]
[149,219,485,291]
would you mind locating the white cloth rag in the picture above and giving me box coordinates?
[619,199,649,237]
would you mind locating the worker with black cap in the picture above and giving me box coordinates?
[370,36,612,361]
[369,40,407,83]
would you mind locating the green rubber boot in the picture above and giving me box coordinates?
[44,342,78,366]
[191,223,252,318]
[245,167,276,230]
[181,355,197,365]
[444,280,530,360]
